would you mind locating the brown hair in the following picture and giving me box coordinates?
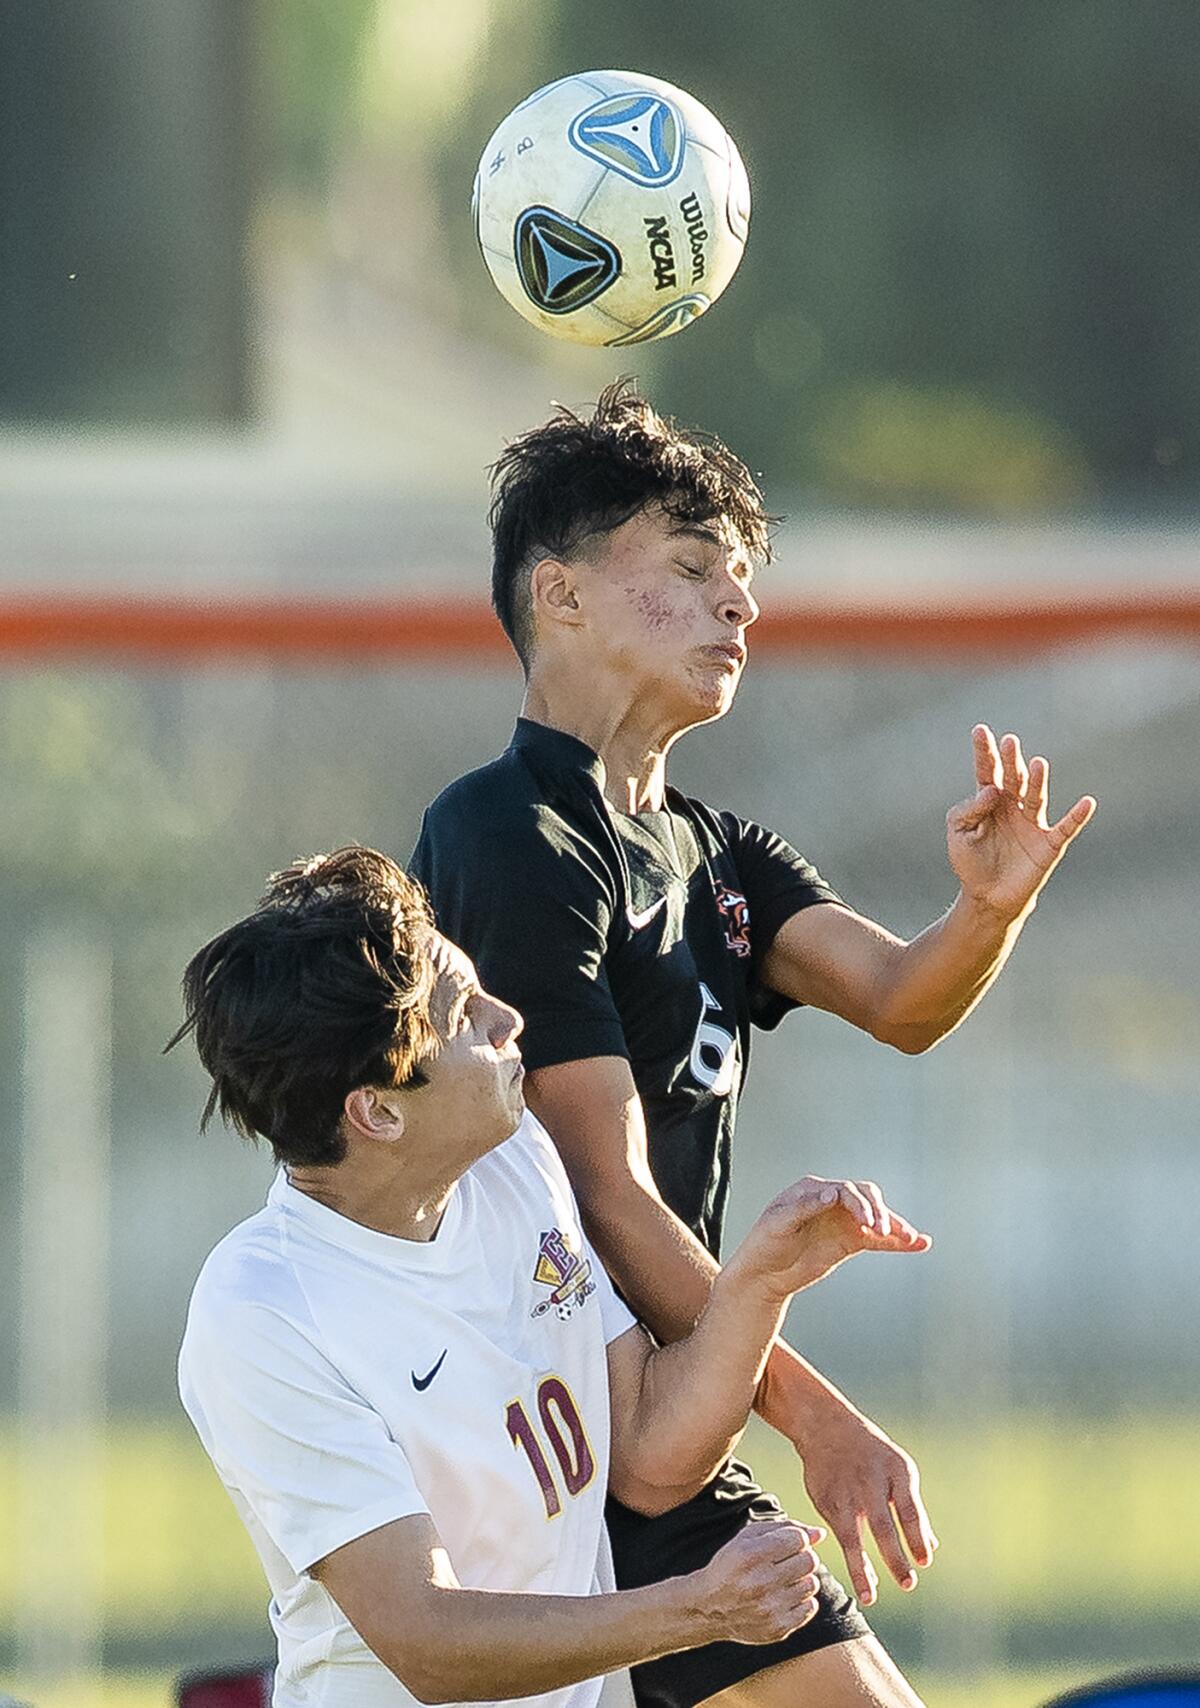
[489,377,777,668]
[167,847,438,1167]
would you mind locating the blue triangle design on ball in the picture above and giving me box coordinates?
[532,227,601,296]
[514,207,622,314]
[568,93,684,187]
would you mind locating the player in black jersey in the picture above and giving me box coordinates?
[411,383,1096,1708]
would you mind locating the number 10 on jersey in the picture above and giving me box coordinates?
[506,1376,596,1518]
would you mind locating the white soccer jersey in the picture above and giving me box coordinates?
[179,1112,637,1708]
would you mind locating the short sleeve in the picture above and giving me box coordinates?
[720,813,844,1032]
[179,1291,428,1575]
[413,797,630,1073]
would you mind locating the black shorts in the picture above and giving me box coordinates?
[606,1457,871,1708]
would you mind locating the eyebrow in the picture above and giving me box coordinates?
[668,522,722,546]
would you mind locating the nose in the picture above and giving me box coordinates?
[720,576,759,630]
[486,994,523,1051]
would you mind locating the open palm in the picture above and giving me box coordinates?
[947,724,1096,918]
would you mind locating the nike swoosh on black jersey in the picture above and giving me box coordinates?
[626,897,666,930]
[412,1349,448,1391]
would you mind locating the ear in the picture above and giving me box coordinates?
[529,556,584,632]
[343,1086,406,1144]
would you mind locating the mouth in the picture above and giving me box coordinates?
[509,1059,525,1086]
[701,642,746,671]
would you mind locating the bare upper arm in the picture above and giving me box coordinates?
[604,1321,653,1433]
[604,1321,686,1516]
[312,1512,454,1689]
[524,1055,659,1203]
[760,902,906,1038]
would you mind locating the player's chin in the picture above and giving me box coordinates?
[686,669,740,720]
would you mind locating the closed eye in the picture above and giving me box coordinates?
[675,559,707,579]
[449,990,475,1036]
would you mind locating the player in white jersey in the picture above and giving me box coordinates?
[174,847,930,1708]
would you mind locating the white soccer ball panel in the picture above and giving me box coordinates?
[475,77,605,257]
[724,130,752,244]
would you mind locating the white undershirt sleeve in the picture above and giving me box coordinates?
[180,1291,429,1576]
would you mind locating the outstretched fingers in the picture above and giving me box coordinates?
[856,1180,891,1238]
[828,1509,879,1606]
[864,1499,919,1594]
[850,1183,932,1252]
[1048,793,1098,851]
[864,1216,932,1253]
[1025,754,1050,825]
[832,1494,933,1605]
[835,1180,875,1231]
[891,1477,939,1572]
[972,723,1002,788]
[999,731,1029,803]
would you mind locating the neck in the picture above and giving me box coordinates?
[286,1155,461,1242]
[522,672,685,813]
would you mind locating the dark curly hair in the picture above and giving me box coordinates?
[167,847,439,1167]
[489,378,777,668]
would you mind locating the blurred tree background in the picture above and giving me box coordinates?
[270,0,1200,514]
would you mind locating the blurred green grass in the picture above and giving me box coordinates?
[0,1668,1091,1708]
[2,1414,1194,1701]
[742,1412,1200,1616]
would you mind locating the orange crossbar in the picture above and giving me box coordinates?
[0,592,1197,664]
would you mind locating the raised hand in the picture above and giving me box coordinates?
[694,1520,826,1645]
[730,1176,931,1304]
[947,724,1096,921]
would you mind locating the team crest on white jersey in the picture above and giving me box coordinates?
[531,1228,596,1320]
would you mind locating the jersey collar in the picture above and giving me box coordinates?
[268,1169,465,1268]
[512,718,607,790]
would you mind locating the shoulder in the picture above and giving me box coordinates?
[420,749,533,839]
[182,1208,315,1358]
[418,761,621,906]
[676,794,813,866]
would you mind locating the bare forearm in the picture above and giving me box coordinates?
[755,1336,862,1440]
[874,889,1028,1050]
[583,1176,724,1346]
[388,1578,710,1703]
[631,1263,789,1497]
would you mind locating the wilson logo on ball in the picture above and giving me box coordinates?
[568,93,685,187]
[514,208,622,313]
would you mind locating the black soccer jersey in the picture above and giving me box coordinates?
[411,718,842,1258]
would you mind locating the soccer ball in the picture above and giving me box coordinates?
[473,70,751,347]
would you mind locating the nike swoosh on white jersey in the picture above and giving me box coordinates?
[626,898,666,931]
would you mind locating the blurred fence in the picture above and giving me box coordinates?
[1,607,1198,1695]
